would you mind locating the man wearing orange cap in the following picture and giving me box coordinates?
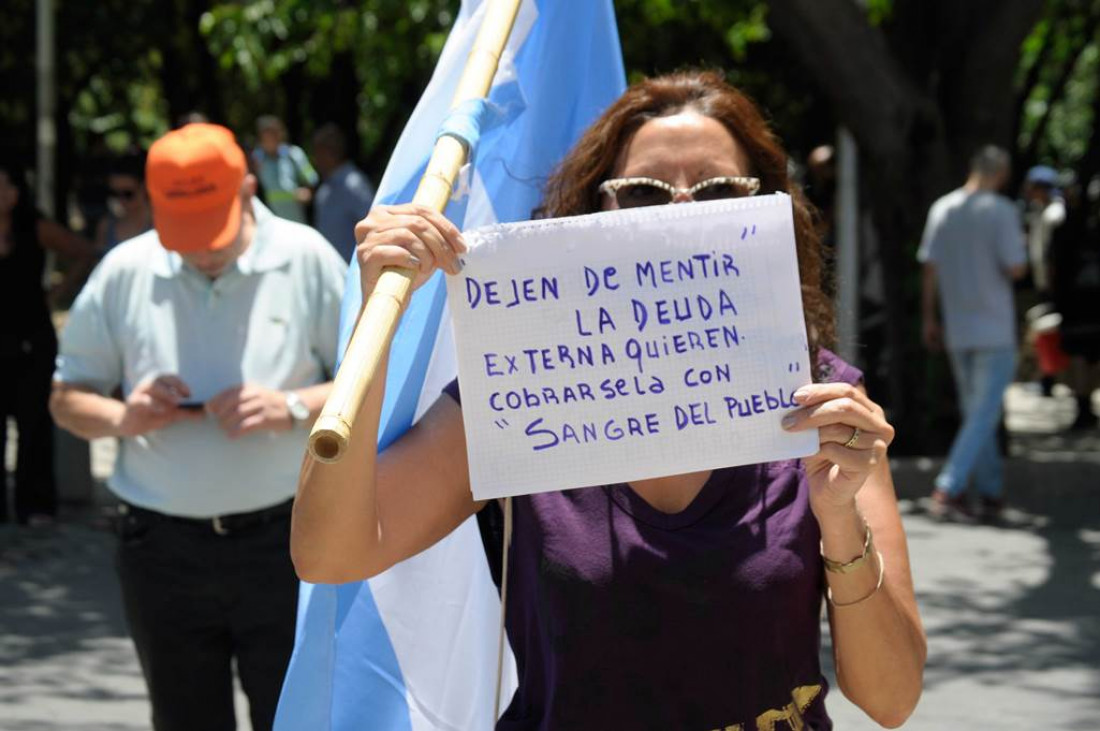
[50,123,347,730]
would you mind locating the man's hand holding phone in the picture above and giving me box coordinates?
[207,384,295,439]
[116,375,204,437]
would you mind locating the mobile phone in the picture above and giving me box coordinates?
[177,401,205,411]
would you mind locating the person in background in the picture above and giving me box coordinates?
[95,152,152,253]
[1022,164,1066,297]
[50,124,347,730]
[311,123,376,261]
[251,115,318,223]
[1049,175,1100,430]
[0,161,97,525]
[919,146,1028,523]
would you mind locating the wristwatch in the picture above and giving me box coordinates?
[285,391,310,425]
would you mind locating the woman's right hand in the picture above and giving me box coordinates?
[354,204,467,302]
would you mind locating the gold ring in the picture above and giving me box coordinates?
[843,426,862,449]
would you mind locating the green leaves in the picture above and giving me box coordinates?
[1,0,1095,188]
[1016,0,1100,168]
[724,5,771,62]
[199,0,452,160]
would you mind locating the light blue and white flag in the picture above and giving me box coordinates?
[274,2,625,729]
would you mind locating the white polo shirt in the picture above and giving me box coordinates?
[56,201,348,517]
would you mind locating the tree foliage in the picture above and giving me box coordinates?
[4,0,1095,184]
[200,0,454,164]
[1016,0,1100,176]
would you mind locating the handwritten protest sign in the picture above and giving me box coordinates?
[445,193,818,500]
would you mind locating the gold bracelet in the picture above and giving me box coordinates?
[821,521,873,574]
[827,551,885,608]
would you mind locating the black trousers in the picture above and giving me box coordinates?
[0,327,58,523]
[115,503,299,731]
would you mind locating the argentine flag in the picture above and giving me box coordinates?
[274,2,625,729]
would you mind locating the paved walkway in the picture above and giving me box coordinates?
[826,503,1100,729]
[1,384,1097,729]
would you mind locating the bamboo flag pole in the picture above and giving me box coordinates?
[308,0,524,463]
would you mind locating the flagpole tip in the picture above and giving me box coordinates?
[309,416,351,463]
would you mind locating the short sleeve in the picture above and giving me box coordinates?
[310,240,350,376]
[54,269,123,395]
[816,348,863,387]
[995,202,1027,270]
[442,378,462,406]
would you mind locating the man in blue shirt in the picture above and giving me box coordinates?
[919,145,1027,523]
[252,115,318,223]
[312,123,376,261]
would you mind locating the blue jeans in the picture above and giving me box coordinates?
[935,347,1017,498]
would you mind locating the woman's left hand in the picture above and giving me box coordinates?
[781,382,895,516]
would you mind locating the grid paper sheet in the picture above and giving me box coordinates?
[445,193,817,500]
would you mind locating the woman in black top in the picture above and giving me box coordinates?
[0,161,96,524]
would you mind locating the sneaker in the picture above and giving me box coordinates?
[979,496,1006,523]
[929,489,976,523]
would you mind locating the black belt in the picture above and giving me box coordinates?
[118,499,293,536]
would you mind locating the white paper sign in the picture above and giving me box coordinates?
[446,194,817,500]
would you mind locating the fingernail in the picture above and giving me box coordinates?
[793,388,810,402]
[781,413,797,429]
[407,254,421,269]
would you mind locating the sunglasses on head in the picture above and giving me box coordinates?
[109,188,138,201]
[598,176,761,209]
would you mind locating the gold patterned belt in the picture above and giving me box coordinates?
[707,684,822,731]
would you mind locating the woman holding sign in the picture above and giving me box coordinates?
[293,72,925,730]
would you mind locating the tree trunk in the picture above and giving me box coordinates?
[53,92,73,225]
[333,52,362,165]
[1077,74,1100,185]
[158,3,189,125]
[282,62,307,146]
[304,51,361,164]
[185,0,223,123]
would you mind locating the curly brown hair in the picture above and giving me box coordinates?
[541,70,836,370]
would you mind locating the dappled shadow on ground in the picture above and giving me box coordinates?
[823,500,1100,728]
[0,519,127,663]
[915,522,1100,675]
[0,518,147,725]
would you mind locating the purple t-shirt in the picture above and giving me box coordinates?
[444,350,862,731]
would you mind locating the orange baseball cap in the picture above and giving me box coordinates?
[146,123,247,252]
